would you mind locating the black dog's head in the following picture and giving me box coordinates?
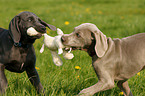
[9,11,56,44]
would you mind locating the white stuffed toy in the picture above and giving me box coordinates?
[39,28,74,66]
[27,27,40,36]
[27,27,74,66]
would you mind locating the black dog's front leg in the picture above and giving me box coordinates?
[0,63,8,94]
[26,67,45,95]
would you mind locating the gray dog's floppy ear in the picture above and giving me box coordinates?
[93,30,108,58]
[9,16,21,44]
[38,18,56,31]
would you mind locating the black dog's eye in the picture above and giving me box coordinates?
[76,33,81,38]
[27,17,34,22]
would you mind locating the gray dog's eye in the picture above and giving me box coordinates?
[76,33,81,38]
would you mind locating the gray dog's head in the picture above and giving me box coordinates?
[9,11,56,44]
[61,23,108,57]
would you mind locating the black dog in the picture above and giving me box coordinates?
[0,11,56,94]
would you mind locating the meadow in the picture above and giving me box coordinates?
[0,0,145,95]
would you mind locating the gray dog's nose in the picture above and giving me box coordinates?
[61,36,66,42]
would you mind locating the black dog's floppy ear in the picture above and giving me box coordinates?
[9,16,21,44]
[39,18,56,31]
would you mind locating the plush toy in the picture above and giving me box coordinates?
[39,28,74,66]
[27,27,40,36]
[27,27,74,66]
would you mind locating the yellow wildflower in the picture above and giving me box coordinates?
[85,8,90,13]
[98,11,103,14]
[76,75,80,80]
[35,67,40,70]
[75,66,81,70]
[46,30,50,34]
[65,21,70,25]
[46,28,51,34]
[137,72,140,76]
[119,92,124,95]
[120,16,124,19]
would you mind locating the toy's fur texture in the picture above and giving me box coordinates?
[39,28,74,66]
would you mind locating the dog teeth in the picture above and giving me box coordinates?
[68,48,72,53]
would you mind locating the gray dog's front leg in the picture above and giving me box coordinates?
[26,67,45,95]
[79,80,115,96]
[0,63,8,94]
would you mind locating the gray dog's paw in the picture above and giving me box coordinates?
[78,89,93,96]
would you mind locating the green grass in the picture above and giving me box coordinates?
[0,0,145,96]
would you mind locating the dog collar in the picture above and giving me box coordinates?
[14,42,22,47]
[14,42,29,48]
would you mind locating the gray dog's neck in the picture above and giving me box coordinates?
[86,39,97,57]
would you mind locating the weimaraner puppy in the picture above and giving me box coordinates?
[0,11,56,95]
[61,23,145,96]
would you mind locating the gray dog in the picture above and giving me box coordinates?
[0,11,56,94]
[61,23,145,96]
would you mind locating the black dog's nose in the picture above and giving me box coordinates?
[61,36,66,42]
[40,26,46,31]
